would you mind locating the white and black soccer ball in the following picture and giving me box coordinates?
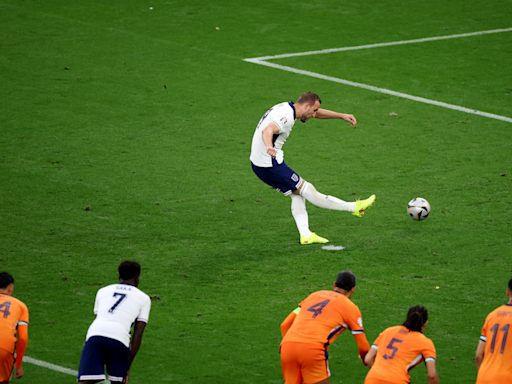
[407,197,431,221]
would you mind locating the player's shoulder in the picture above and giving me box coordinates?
[9,296,29,312]
[486,304,512,321]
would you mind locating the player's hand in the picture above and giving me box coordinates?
[341,113,357,127]
[125,371,130,384]
[15,367,24,379]
[266,146,276,159]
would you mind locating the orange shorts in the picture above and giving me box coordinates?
[0,347,14,382]
[280,342,329,384]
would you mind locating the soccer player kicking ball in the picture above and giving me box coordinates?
[0,273,29,384]
[77,261,151,384]
[250,92,375,245]
[280,271,370,384]
[363,305,440,384]
[475,278,512,384]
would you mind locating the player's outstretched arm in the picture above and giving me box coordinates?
[475,340,486,370]
[314,109,357,126]
[363,346,377,367]
[14,324,28,378]
[354,333,371,366]
[425,360,440,384]
[129,321,147,367]
[280,307,300,337]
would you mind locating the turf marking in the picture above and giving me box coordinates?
[244,28,512,124]
[24,356,109,383]
[322,245,345,251]
[247,27,512,60]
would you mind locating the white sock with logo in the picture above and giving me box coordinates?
[300,181,355,212]
[290,194,312,237]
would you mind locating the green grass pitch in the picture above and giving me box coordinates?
[1,0,511,383]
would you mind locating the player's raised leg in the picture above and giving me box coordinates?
[297,181,375,217]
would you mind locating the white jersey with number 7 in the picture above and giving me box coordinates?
[85,283,151,348]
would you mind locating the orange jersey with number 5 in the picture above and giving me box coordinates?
[0,294,29,353]
[476,304,512,384]
[280,290,365,349]
[364,325,436,384]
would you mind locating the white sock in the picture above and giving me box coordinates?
[300,182,356,212]
[290,194,312,237]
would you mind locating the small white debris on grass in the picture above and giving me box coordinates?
[322,245,345,251]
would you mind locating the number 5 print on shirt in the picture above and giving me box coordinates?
[383,338,403,360]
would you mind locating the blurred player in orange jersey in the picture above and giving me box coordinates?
[475,278,512,384]
[280,270,370,384]
[0,272,29,383]
[363,305,439,384]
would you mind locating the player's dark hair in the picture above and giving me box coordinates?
[118,260,141,280]
[297,92,321,106]
[0,272,14,289]
[403,305,429,333]
[335,270,356,291]
[508,278,512,291]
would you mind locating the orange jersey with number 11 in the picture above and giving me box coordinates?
[476,304,512,384]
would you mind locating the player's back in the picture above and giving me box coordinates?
[281,290,362,348]
[476,304,512,384]
[0,294,29,352]
[365,326,436,384]
[86,283,151,348]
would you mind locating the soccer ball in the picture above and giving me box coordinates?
[407,198,431,221]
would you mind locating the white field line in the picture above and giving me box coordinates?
[24,356,109,383]
[247,27,512,60]
[243,59,512,123]
[244,27,512,123]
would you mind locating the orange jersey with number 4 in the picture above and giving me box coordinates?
[364,326,436,384]
[476,304,512,384]
[0,294,29,353]
[281,290,365,349]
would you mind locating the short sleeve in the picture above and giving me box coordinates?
[19,302,29,326]
[422,337,437,362]
[480,312,492,342]
[93,290,101,315]
[372,332,383,348]
[136,296,151,323]
[346,304,365,335]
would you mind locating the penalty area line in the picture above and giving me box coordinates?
[24,356,110,383]
[247,27,512,60]
[243,59,512,124]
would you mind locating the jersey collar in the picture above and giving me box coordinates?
[288,101,296,120]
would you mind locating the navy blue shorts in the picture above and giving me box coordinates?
[252,160,303,196]
[78,336,130,383]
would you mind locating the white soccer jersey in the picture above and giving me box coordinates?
[250,101,297,167]
[85,283,151,348]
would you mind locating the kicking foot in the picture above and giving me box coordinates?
[300,233,329,245]
[352,194,376,217]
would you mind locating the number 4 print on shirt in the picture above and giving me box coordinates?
[108,293,127,314]
[383,338,403,360]
[0,301,11,319]
[307,300,330,318]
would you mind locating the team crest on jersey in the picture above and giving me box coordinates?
[280,117,288,125]
[357,317,363,327]
[291,174,299,182]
